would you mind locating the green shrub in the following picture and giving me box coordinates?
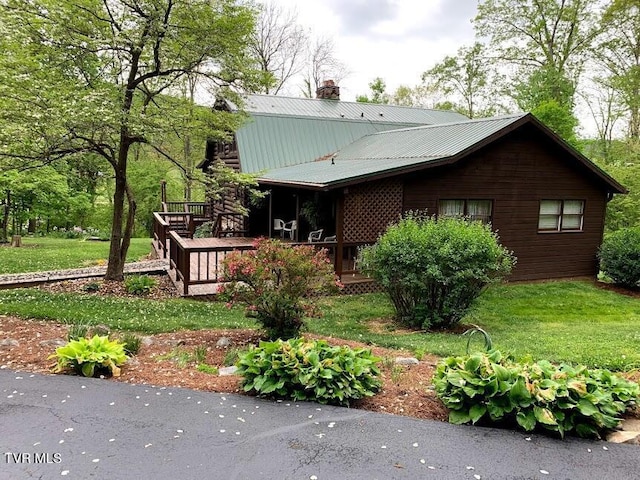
[125,275,157,295]
[433,350,639,439]
[49,335,128,378]
[223,347,245,367]
[120,332,142,356]
[360,214,515,330]
[236,338,382,406]
[193,345,208,363]
[193,221,215,238]
[219,238,340,339]
[196,363,219,375]
[82,281,100,293]
[67,323,89,342]
[599,227,640,288]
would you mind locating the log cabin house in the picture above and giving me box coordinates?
[158,82,625,295]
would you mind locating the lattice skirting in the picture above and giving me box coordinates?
[343,179,403,243]
[342,279,382,296]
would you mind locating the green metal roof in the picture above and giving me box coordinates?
[236,116,421,173]
[259,114,527,188]
[230,94,468,124]
[229,95,469,173]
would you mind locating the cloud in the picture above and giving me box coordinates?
[325,0,399,36]
[325,0,476,45]
[414,1,477,41]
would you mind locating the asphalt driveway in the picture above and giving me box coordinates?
[1,369,639,479]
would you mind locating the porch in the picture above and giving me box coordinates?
[152,203,376,297]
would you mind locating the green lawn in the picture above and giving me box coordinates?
[0,237,153,274]
[1,279,639,371]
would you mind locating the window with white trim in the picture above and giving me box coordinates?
[538,200,584,232]
[439,199,493,223]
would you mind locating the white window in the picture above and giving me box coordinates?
[538,200,584,232]
[439,199,492,223]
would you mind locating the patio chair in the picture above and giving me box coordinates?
[324,235,337,242]
[273,218,285,237]
[308,229,323,242]
[283,220,297,240]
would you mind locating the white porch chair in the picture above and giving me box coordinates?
[273,218,285,237]
[283,220,297,240]
[308,229,323,242]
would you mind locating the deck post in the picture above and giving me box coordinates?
[335,193,344,277]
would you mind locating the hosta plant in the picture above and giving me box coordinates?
[236,338,381,406]
[434,350,639,438]
[124,275,157,295]
[49,335,128,378]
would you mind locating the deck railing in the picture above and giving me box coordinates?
[168,231,257,295]
[167,233,352,296]
[154,207,369,296]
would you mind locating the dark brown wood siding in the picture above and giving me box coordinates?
[402,125,608,281]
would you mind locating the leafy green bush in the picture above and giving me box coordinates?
[120,332,142,356]
[196,363,219,375]
[82,281,100,293]
[49,335,128,378]
[434,350,639,439]
[67,323,89,342]
[219,238,341,339]
[360,214,515,330]
[599,227,640,289]
[193,221,215,238]
[236,338,382,406]
[125,275,157,295]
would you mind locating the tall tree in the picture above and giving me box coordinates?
[0,0,260,280]
[474,0,598,91]
[475,0,597,140]
[514,65,579,143]
[581,78,626,162]
[301,36,348,98]
[248,1,307,95]
[421,42,497,118]
[596,0,640,139]
[356,77,390,104]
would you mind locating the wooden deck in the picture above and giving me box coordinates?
[156,233,376,297]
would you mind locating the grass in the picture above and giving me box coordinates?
[0,237,153,274]
[0,289,256,333]
[312,281,640,370]
[1,279,640,371]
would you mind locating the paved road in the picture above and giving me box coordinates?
[1,369,639,480]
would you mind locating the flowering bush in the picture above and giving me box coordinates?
[219,238,341,339]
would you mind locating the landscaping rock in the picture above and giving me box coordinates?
[395,357,419,365]
[218,366,238,376]
[621,419,640,432]
[0,339,19,348]
[606,430,640,445]
[39,338,66,348]
[141,336,154,346]
[89,324,110,337]
[216,337,232,348]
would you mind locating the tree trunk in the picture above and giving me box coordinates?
[105,134,137,281]
[0,190,9,243]
[11,235,22,247]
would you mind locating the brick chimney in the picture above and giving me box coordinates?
[316,79,340,100]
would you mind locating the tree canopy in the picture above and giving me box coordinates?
[0,0,262,279]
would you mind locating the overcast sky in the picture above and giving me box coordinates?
[264,0,478,100]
